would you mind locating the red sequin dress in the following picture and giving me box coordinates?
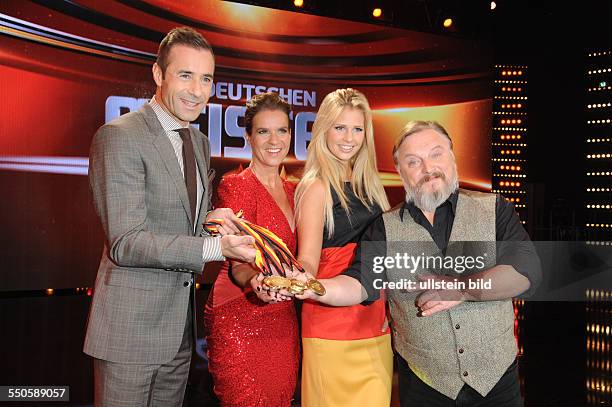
[204,168,299,407]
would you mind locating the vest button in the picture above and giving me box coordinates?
[463,371,468,377]
[183,281,190,287]
[455,324,460,329]
[458,348,464,354]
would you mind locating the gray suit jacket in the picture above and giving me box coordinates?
[84,104,214,364]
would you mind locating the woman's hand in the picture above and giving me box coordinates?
[288,269,322,301]
[250,273,294,303]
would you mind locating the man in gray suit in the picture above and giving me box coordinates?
[85,27,256,406]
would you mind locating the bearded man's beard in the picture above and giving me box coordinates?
[405,167,459,213]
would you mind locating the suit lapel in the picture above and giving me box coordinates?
[141,104,193,225]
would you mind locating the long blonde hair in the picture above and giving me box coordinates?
[295,88,390,237]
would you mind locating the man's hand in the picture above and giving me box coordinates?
[220,235,256,262]
[415,274,464,317]
[206,208,242,235]
[416,290,463,316]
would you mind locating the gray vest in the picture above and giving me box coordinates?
[382,189,517,399]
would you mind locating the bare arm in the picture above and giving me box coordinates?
[296,180,326,277]
[294,212,386,307]
[230,261,258,288]
[295,275,367,306]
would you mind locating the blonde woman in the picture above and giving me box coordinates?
[294,88,393,406]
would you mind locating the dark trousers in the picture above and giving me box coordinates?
[397,355,523,407]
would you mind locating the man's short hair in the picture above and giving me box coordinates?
[392,120,453,165]
[156,27,214,75]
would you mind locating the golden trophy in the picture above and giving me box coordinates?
[205,210,325,296]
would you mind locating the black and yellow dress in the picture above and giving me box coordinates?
[301,184,393,406]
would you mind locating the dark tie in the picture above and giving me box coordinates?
[177,128,197,223]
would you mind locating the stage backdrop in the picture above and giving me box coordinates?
[0,0,492,291]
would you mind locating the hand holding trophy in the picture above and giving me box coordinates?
[262,266,326,298]
[205,210,326,301]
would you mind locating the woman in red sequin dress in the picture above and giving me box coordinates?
[204,93,299,406]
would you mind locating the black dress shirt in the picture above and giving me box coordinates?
[343,190,541,301]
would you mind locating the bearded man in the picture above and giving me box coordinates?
[293,120,541,407]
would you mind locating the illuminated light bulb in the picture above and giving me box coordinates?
[443,18,453,28]
[372,8,382,17]
[294,0,304,6]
